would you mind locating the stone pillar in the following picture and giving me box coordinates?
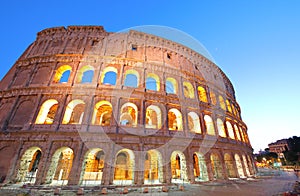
[134,151,145,185]
[186,152,195,183]
[204,154,214,181]
[67,142,84,185]
[219,151,228,180]
[35,142,54,185]
[163,156,172,184]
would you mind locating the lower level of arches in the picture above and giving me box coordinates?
[5,144,256,186]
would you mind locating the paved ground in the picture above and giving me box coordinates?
[0,168,299,196]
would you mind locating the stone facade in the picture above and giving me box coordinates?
[0,26,255,186]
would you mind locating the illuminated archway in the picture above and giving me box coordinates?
[226,121,235,139]
[91,101,112,126]
[234,154,245,178]
[166,77,177,94]
[80,148,105,185]
[209,91,217,105]
[170,151,188,182]
[46,147,74,185]
[210,153,223,179]
[35,99,58,124]
[146,73,160,91]
[113,149,135,185]
[76,65,94,83]
[224,153,237,178]
[168,108,183,131]
[219,95,226,110]
[124,69,139,88]
[145,105,162,129]
[144,150,163,184]
[119,102,138,127]
[53,65,72,83]
[197,86,208,102]
[62,99,85,124]
[204,115,215,135]
[16,147,42,184]
[193,152,208,181]
[188,112,201,133]
[217,118,226,137]
[242,155,251,176]
[101,67,117,85]
[234,124,241,141]
[226,99,232,113]
[183,81,195,99]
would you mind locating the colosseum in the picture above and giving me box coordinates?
[0,26,255,187]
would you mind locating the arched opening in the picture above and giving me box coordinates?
[80,148,105,185]
[209,91,217,105]
[170,151,188,183]
[218,95,226,110]
[144,150,163,184]
[35,99,58,124]
[91,101,112,126]
[145,105,162,129]
[53,65,72,83]
[193,152,208,181]
[113,149,135,185]
[62,99,85,124]
[210,153,223,179]
[16,147,42,184]
[188,112,201,133]
[226,99,232,113]
[234,154,245,178]
[124,69,139,88]
[226,121,235,139]
[183,81,195,99]
[224,153,237,178]
[101,67,117,85]
[242,155,251,176]
[217,118,226,137]
[234,124,241,141]
[119,102,138,127]
[247,155,255,175]
[197,86,208,102]
[204,115,215,135]
[166,77,177,94]
[46,147,74,185]
[77,65,94,84]
[146,73,160,91]
[168,108,183,131]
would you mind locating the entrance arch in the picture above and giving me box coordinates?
[144,150,163,184]
[234,154,245,178]
[113,149,135,185]
[16,147,42,184]
[170,151,188,183]
[46,147,74,185]
[80,148,105,185]
[210,153,223,179]
[193,152,208,181]
[224,153,237,178]
[242,155,251,176]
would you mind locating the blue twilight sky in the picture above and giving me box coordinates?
[0,1,299,152]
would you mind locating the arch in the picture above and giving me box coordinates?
[80,148,105,185]
[204,115,215,135]
[217,118,226,137]
[239,126,246,142]
[183,81,195,99]
[210,153,223,179]
[219,95,226,110]
[224,153,237,178]
[124,69,139,88]
[77,65,94,84]
[91,101,112,126]
[193,152,208,181]
[188,112,201,133]
[197,86,208,102]
[226,121,235,139]
[168,108,183,131]
[226,99,232,113]
[234,124,241,141]
[62,99,85,124]
[242,155,251,176]
[144,150,163,184]
[145,105,162,129]
[209,91,217,105]
[113,149,135,185]
[101,67,117,85]
[35,99,58,124]
[146,73,160,91]
[119,102,138,127]
[170,151,188,182]
[166,77,177,94]
[234,154,245,178]
[53,65,72,83]
[46,147,74,185]
[16,147,42,184]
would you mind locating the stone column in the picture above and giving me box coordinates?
[204,154,214,181]
[186,150,195,183]
[67,142,84,185]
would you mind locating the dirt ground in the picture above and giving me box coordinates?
[0,168,299,196]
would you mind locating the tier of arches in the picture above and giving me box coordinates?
[52,65,241,119]
[15,146,255,185]
[34,99,249,143]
